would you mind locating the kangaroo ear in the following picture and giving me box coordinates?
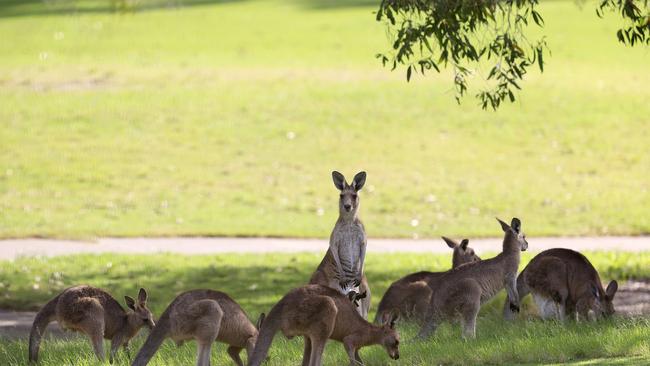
[441,236,458,249]
[591,284,600,300]
[125,296,136,311]
[332,171,346,191]
[606,280,618,299]
[496,217,510,232]
[256,313,265,330]
[510,218,521,233]
[351,171,366,191]
[389,311,399,329]
[138,288,148,304]
[460,239,469,251]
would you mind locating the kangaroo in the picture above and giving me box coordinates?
[503,248,618,322]
[248,284,400,366]
[417,218,528,339]
[29,285,154,363]
[309,171,371,319]
[132,289,260,366]
[375,236,481,323]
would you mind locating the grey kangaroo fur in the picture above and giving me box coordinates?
[248,284,400,366]
[310,171,371,319]
[375,236,481,323]
[503,248,618,322]
[29,285,154,363]
[417,218,528,339]
[132,289,260,366]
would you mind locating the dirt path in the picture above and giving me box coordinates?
[2,236,650,260]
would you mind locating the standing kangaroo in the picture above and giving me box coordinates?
[503,248,618,322]
[248,284,400,366]
[417,218,528,339]
[132,289,260,366]
[309,171,371,319]
[375,237,481,323]
[29,285,154,363]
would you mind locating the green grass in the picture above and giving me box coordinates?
[0,0,648,239]
[0,252,649,365]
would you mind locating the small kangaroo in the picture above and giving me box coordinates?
[375,236,481,323]
[132,289,260,366]
[29,285,154,363]
[503,248,618,322]
[309,171,371,319]
[248,284,400,366]
[417,218,528,339]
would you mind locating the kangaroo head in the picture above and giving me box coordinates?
[442,236,481,268]
[332,171,366,216]
[378,311,400,360]
[497,217,528,252]
[591,280,618,318]
[125,288,155,330]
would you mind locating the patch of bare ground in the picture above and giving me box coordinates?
[613,279,650,317]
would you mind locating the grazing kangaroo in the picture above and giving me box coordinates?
[248,284,400,366]
[375,236,481,323]
[132,289,260,366]
[417,218,528,339]
[29,285,154,363]
[310,171,371,319]
[503,248,618,322]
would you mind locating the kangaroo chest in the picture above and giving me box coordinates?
[331,223,365,278]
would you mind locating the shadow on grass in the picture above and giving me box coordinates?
[0,0,381,18]
[0,0,248,18]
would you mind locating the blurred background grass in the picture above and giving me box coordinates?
[0,0,649,239]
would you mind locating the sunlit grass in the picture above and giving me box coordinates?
[0,1,648,238]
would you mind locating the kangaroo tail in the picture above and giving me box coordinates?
[29,295,59,363]
[131,311,172,366]
[247,302,284,366]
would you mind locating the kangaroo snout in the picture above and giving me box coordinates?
[344,204,352,211]
[391,352,400,360]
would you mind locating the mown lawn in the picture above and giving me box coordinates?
[0,0,649,239]
[0,252,649,365]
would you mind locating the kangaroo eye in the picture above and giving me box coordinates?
[351,194,357,199]
[340,194,344,198]
[142,318,148,323]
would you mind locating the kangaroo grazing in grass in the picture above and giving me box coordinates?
[29,285,154,363]
[132,289,260,366]
[417,218,528,339]
[248,284,400,366]
[310,171,371,319]
[503,248,618,322]
[375,237,481,323]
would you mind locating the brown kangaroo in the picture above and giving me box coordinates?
[310,171,371,319]
[417,218,528,339]
[132,289,260,366]
[503,248,618,322]
[248,284,400,366]
[29,285,154,363]
[375,236,481,323]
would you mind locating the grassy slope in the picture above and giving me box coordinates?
[0,252,649,365]
[0,0,649,239]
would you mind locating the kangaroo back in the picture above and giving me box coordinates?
[131,311,172,366]
[247,302,284,366]
[29,294,60,362]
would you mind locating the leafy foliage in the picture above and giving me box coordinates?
[376,0,648,110]
[597,0,650,46]
[376,0,548,110]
